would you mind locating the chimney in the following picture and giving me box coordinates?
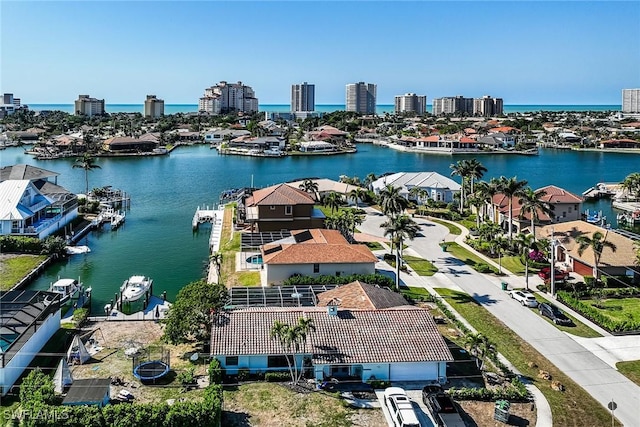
[327,298,340,316]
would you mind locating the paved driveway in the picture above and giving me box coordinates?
[375,389,436,427]
[361,209,640,426]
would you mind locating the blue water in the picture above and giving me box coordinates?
[0,145,637,312]
[27,104,623,115]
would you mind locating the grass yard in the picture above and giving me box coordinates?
[222,383,386,427]
[534,294,602,338]
[434,287,621,427]
[237,271,261,286]
[443,242,499,274]
[0,254,48,291]
[364,241,384,250]
[428,218,462,235]
[583,297,640,323]
[616,360,640,387]
[499,255,526,275]
[403,255,438,276]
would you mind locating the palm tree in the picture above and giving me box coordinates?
[364,172,377,189]
[299,179,319,201]
[621,173,640,200]
[490,235,509,274]
[322,191,342,214]
[72,153,101,195]
[378,184,409,218]
[348,187,367,208]
[381,214,420,290]
[450,160,472,211]
[576,231,617,280]
[518,187,554,239]
[209,252,223,284]
[497,176,528,242]
[409,187,429,215]
[466,159,487,195]
[269,317,315,384]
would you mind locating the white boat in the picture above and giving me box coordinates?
[48,278,82,305]
[120,275,153,302]
[65,245,91,255]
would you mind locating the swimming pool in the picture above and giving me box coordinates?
[246,255,263,264]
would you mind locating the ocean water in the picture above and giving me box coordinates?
[27,104,622,115]
[1,145,638,312]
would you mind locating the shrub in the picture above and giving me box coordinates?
[237,367,250,382]
[177,366,196,385]
[283,273,394,288]
[473,263,492,274]
[265,372,291,382]
[208,358,223,384]
[72,308,89,328]
[367,379,391,389]
[557,291,640,333]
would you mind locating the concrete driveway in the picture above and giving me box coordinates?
[360,208,640,426]
[375,389,436,427]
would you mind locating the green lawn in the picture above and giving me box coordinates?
[616,360,640,387]
[434,287,621,427]
[403,255,438,276]
[364,241,384,250]
[443,242,499,274]
[534,294,602,338]
[583,297,640,322]
[237,271,261,286]
[0,254,48,291]
[500,256,526,275]
[429,218,462,235]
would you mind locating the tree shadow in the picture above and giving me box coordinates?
[221,411,251,427]
[471,293,499,306]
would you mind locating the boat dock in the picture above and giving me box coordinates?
[93,207,126,231]
[611,228,640,241]
[88,295,172,322]
[192,206,216,230]
[582,182,620,200]
[208,207,225,252]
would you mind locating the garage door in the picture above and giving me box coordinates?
[390,362,438,381]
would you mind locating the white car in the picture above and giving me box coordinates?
[509,290,539,307]
[383,387,420,427]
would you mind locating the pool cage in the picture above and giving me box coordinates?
[239,231,292,269]
[132,346,171,383]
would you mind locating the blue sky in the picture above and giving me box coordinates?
[1,1,639,105]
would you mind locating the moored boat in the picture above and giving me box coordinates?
[120,275,153,302]
[48,278,82,305]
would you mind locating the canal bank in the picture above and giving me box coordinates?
[1,144,638,313]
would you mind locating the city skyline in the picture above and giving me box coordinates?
[1,1,639,105]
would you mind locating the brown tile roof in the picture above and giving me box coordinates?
[262,236,378,265]
[492,185,582,221]
[536,185,582,204]
[536,221,639,268]
[210,307,454,364]
[246,183,315,206]
[316,281,409,309]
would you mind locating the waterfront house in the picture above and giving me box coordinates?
[285,178,363,203]
[204,128,251,145]
[477,132,516,149]
[488,185,583,234]
[210,306,453,383]
[103,134,158,153]
[0,290,61,396]
[260,229,377,286]
[371,172,461,204]
[228,135,285,152]
[240,183,325,232]
[308,125,348,146]
[537,221,639,281]
[599,138,640,149]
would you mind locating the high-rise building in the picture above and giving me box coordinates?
[346,82,376,114]
[291,82,315,112]
[74,95,105,116]
[198,81,258,115]
[433,95,502,116]
[144,95,165,118]
[394,93,427,115]
[622,89,640,113]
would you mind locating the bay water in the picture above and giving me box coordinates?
[1,145,637,311]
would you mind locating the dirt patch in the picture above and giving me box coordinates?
[459,400,537,427]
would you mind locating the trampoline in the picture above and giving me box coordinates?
[133,360,170,381]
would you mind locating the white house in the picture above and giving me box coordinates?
[210,306,453,383]
[260,229,378,286]
[371,172,461,204]
[1,290,62,396]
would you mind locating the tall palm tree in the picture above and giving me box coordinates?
[466,158,487,195]
[269,317,315,384]
[72,153,101,195]
[576,231,617,280]
[209,252,223,284]
[378,184,409,218]
[322,191,342,214]
[621,172,640,200]
[381,214,420,290]
[450,160,471,211]
[364,172,377,189]
[518,187,554,239]
[490,235,509,274]
[497,176,528,242]
[514,233,536,290]
[299,179,319,201]
[409,187,429,215]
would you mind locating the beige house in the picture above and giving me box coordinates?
[260,229,377,286]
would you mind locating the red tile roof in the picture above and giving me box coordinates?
[536,185,582,203]
[210,307,454,364]
[246,183,315,206]
[316,281,409,309]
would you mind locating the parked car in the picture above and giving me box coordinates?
[538,267,570,281]
[383,387,420,427]
[509,290,539,307]
[422,387,465,427]
[539,302,573,325]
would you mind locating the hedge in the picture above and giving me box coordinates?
[449,378,530,402]
[265,372,291,382]
[556,291,640,333]
[282,273,394,288]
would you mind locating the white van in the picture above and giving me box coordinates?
[384,387,421,427]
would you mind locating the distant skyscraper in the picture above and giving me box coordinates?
[622,89,640,113]
[346,82,376,114]
[144,95,165,118]
[433,95,502,116]
[473,95,504,117]
[74,95,105,116]
[291,82,315,112]
[394,93,427,115]
[198,81,258,115]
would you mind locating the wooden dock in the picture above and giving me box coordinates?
[88,295,172,322]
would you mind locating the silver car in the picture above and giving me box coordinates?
[509,290,539,307]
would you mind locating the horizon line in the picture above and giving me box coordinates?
[25,102,623,106]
